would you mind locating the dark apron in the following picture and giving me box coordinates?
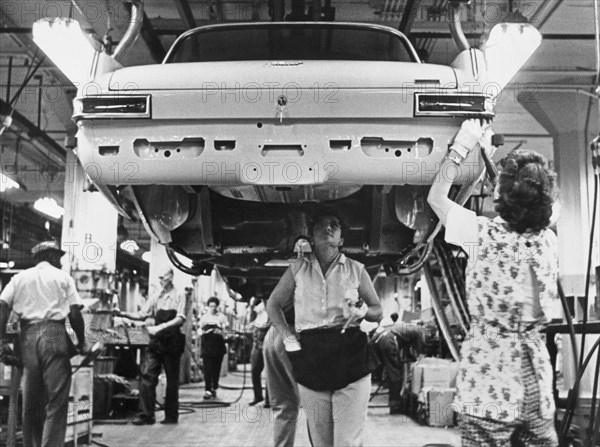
[201,324,226,358]
[148,309,186,356]
[287,326,380,391]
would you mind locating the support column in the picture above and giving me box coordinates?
[61,150,118,329]
[61,150,118,273]
[520,92,598,302]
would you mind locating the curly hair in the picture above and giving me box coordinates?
[494,150,557,233]
[207,296,220,307]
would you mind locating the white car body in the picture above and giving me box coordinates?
[71,22,499,276]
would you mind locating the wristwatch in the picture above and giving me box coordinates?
[447,149,464,165]
[450,142,471,159]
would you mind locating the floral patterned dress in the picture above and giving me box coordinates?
[446,206,559,423]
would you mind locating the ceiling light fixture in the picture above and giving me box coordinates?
[33,197,64,219]
[0,173,20,192]
[141,251,152,263]
[32,18,100,84]
[484,21,542,90]
[120,240,139,254]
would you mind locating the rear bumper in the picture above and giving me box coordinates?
[76,118,486,186]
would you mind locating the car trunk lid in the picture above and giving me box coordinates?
[108,60,457,90]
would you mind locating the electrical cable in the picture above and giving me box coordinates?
[561,336,600,442]
[394,241,434,276]
[91,440,113,447]
[177,335,252,409]
[560,162,598,444]
[590,348,600,446]
[557,279,580,379]
[589,4,600,444]
[368,382,384,402]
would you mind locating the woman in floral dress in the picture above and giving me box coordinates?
[427,119,561,446]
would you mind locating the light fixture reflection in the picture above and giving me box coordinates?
[34,197,64,219]
[120,240,139,254]
[484,23,542,91]
[0,173,20,192]
[32,18,99,84]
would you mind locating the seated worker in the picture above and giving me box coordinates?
[372,321,423,414]
[199,297,228,399]
[115,267,186,425]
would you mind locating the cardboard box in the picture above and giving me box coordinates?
[68,367,93,424]
[418,386,456,427]
[411,357,459,394]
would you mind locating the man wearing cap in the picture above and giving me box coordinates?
[114,267,186,425]
[0,241,87,447]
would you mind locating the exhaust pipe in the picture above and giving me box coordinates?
[113,0,144,63]
[448,0,471,52]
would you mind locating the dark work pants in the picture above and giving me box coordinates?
[139,346,182,421]
[202,354,224,392]
[378,332,403,409]
[20,320,72,447]
[250,346,266,401]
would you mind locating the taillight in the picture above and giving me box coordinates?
[73,95,151,120]
[414,93,493,117]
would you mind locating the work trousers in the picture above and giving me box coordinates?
[377,332,403,410]
[202,354,225,393]
[298,374,371,447]
[20,320,72,447]
[139,346,182,421]
[264,326,300,447]
[250,346,267,402]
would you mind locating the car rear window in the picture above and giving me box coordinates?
[165,24,416,63]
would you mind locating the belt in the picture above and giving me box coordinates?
[20,318,66,328]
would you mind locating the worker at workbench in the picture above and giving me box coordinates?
[114,267,186,425]
[0,241,87,447]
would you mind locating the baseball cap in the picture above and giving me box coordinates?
[31,241,65,257]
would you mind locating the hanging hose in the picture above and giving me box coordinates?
[394,241,434,276]
[590,339,600,446]
[559,151,599,445]
[423,263,460,362]
[165,246,212,276]
[586,4,600,443]
[560,336,600,441]
[434,242,470,327]
[557,279,580,379]
[433,244,469,336]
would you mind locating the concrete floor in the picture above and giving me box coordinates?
[92,368,461,447]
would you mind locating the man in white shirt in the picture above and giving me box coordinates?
[0,241,87,447]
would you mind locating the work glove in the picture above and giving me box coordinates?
[452,119,486,155]
[283,334,302,352]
